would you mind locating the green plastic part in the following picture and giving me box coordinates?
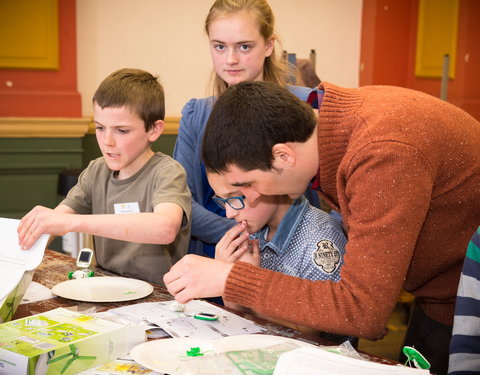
[186,347,204,357]
[403,346,431,369]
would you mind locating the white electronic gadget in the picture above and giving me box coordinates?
[68,248,95,279]
[76,248,94,268]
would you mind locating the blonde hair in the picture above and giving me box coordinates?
[205,0,292,96]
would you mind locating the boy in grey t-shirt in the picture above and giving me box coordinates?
[18,68,191,285]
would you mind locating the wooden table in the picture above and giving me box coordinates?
[14,250,331,345]
[14,249,173,319]
[13,249,404,368]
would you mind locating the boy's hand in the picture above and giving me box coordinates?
[237,239,260,266]
[163,254,233,304]
[215,222,250,263]
[17,206,70,250]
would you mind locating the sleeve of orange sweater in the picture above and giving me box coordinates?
[223,142,434,339]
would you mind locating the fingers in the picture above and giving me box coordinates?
[174,290,194,304]
[165,278,193,305]
[163,255,233,303]
[215,234,248,262]
[217,222,247,248]
[18,206,68,249]
[163,255,189,288]
[21,227,41,250]
[18,207,42,250]
[18,208,35,240]
[163,255,199,300]
[165,276,190,303]
[216,222,250,262]
[228,244,249,262]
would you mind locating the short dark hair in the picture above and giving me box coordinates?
[202,81,316,173]
[93,68,165,131]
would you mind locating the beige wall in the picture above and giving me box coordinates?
[76,0,362,117]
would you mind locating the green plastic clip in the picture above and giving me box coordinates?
[403,346,431,369]
[186,347,204,357]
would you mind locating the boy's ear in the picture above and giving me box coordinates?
[148,120,164,142]
[272,143,296,168]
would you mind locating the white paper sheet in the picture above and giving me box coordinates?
[105,300,265,339]
[273,346,431,375]
[20,281,56,304]
[0,217,49,302]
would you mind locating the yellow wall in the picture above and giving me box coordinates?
[0,0,59,70]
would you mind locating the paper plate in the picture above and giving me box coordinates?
[214,333,316,352]
[130,337,216,375]
[130,334,315,375]
[51,276,153,302]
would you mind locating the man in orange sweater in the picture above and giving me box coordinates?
[164,81,480,375]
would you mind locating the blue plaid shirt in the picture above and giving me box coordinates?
[251,196,346,282]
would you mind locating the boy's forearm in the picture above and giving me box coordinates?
[71,212,181,244]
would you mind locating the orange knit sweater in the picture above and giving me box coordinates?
[223,82,480,340]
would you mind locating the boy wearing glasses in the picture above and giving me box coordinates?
[208,173,349,343]
[209,174,346,283]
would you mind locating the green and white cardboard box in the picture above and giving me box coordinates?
[0,270,33,324]
[0,217,49,325]
[0,307,145,375]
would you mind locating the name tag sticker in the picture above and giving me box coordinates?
[114,202,140,214]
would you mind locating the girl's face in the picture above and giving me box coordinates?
[208,11,274,86]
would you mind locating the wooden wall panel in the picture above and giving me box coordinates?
[0,0,80,117]
[360,0,480,121]
[0,0,59,70]
[415,0,459,78]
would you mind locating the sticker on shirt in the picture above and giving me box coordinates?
[114,202,140,214]
[312,240,341,274]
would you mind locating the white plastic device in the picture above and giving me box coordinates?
[76,248,94,268]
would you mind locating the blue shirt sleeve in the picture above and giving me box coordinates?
[173,98,235,251]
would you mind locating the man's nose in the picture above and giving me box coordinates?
[241,188,261,204]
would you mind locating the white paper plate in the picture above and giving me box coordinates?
[51,276,153,302]
[215,333,316,352]
[130,334,315,375]
[130,337,216,375]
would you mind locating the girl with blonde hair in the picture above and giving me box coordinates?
[173,0,318,257]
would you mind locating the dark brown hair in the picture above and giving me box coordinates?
[93,68,165,131]
[202,81,316,173]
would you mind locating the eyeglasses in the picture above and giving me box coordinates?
[212,195,246,210]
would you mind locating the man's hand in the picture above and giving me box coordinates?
[163,254,234,303]
[17,206,71,249]
[215,222,250,263]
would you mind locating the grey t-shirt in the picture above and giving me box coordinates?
[61,152,191,285]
